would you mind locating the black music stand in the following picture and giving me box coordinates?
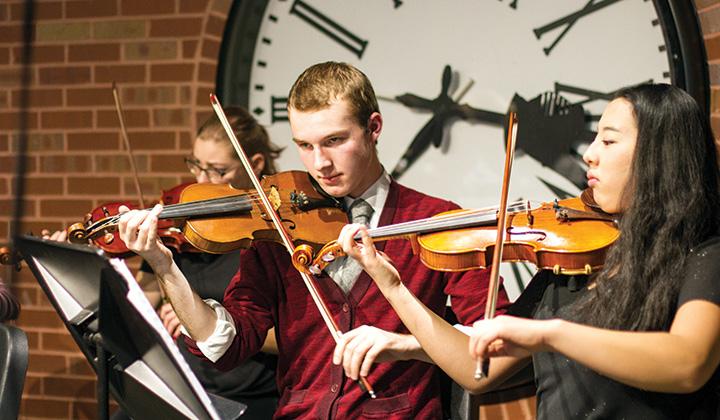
[15,235,246,420]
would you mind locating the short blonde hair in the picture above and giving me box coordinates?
[288,62,379,127]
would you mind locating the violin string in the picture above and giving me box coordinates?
[412,200,536,235]
[84,215,121,237]
[366,201,529,238]
[83,192,287,236]
[83,196,537,240]
[161,195,255,217]
[160,191,304,213]
[371,201,529,237]
[368,212,492,238]
[367,204,500,236]
[86,184,329,235]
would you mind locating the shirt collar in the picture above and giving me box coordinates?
[343,170,391,229]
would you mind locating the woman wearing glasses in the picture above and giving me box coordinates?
[42,107,283,419]
[137,106,283,419]
[183,107,281,187]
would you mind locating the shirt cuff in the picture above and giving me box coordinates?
[453,323,474,336]
[180,299,236,363]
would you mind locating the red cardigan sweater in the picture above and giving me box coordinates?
[187,181,510,419]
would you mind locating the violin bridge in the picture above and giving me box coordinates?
[268,186,282,211]
[526,200,534,226]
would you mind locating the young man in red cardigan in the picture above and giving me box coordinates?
[118,62,509,419]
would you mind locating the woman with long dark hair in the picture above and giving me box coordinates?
[337,84,720,418]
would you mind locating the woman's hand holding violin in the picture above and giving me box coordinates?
[40,229,68,242]
[468,316,559,362]
[159,302,183,339]
[118,204,174,274]
[337,223,401,292]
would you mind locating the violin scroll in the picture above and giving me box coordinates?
[66,183,200,257]
[0,246,20,271]
[291,242,345,275]
[67,222,91,244]
[0,246,11,266]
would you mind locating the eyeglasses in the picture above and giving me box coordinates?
[184,157,234,182]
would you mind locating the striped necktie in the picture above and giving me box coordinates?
[325,198,374,294]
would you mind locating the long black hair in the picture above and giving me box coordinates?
[575,84,720,331]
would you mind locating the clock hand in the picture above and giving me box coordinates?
[389,66,453,113]
[390,65,456,179]
[440,64,452,98]
[450,79,506,126]
[391,66,509,179]
[455,104,505,126]
[383,89,505,126]
[393,93,435,110]
[390,117,443,178]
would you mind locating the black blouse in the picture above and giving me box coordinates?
[512,237,720,419]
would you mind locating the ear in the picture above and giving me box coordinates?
[250,153,266,177]
[367,112,383,144]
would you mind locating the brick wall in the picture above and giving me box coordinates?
[1,0,231,418]
[700,0,720,139]
[0,1,718,419]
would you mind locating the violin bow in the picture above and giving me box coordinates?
[475,111,518,380]
[9,0,34,278]
[112,81,146,208]
[209,94,376,398]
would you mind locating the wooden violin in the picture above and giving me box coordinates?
[0,183,201,267]
[68,171,348,255]
[292,188,619,277]
[67,182,200,257]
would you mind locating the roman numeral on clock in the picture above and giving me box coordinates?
[534,0,623,56]
[554,80,652,121]
[289,0,368,59]
[271,96,288,123]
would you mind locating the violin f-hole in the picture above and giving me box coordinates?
[507,227,547,242]
[281,218,297,231]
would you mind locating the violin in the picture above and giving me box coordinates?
[67,182,200,257]
[3,171,348,267]
[292,188,619,277]
[0,182,201,268]
[68,171,348,255]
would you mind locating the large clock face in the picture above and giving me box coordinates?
[217,0,707,294]
[220,0,706,205]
